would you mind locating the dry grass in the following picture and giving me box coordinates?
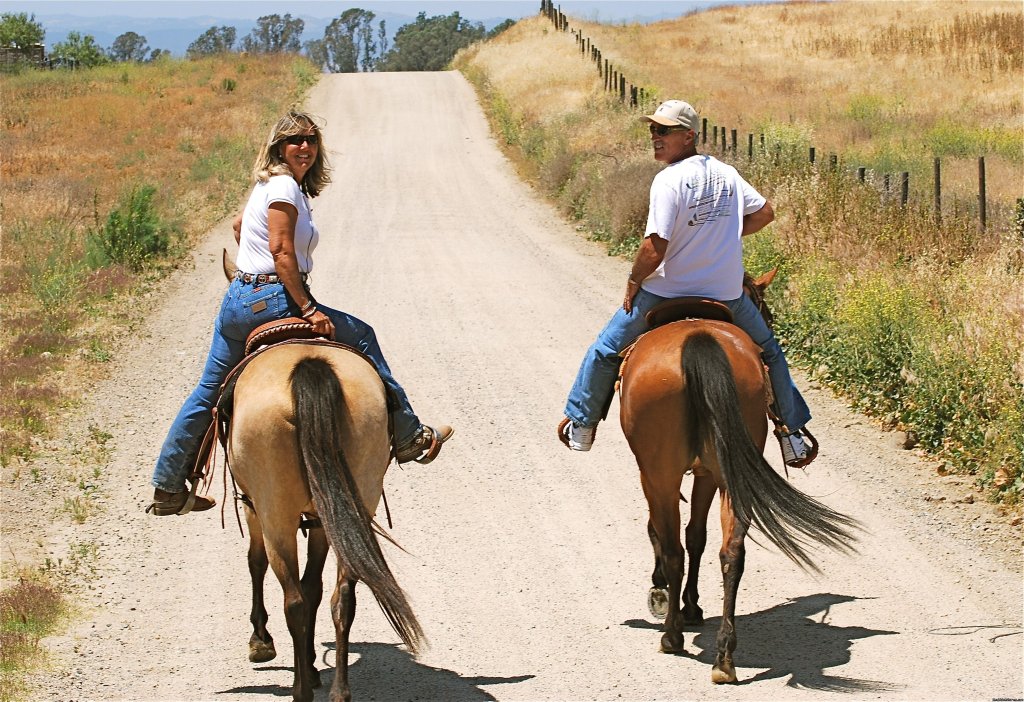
[574,0,1022,203]
[0,54,317,466]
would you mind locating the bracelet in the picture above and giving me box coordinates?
[299,299,314,313]
[301,306,317,320]
[628,277,641,286]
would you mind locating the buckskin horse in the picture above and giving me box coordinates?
[219,254,422,702]
[617,274,859,684]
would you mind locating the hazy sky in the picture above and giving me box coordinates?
[5,1,733,23]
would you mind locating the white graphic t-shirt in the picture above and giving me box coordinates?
[235,175,319,275]
[641,154,766,300]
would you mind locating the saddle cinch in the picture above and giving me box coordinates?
[618,281,818,469]
[182,318,393,520]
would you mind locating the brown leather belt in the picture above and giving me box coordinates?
[235,271,308,285]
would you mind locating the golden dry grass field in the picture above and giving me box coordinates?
[479,0,1023,205]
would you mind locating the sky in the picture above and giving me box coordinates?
[3,1,763,55]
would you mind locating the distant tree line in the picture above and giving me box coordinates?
[0,9,515,72]
[187,10,515,73]
[1,12,169,67]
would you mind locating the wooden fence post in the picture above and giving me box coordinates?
[748,133,753,160]
[933,157,942,223]
[731,129,737,153]
[809,147,815,165]
[901,172,909,207]
[857,167,866,182]
[702,119,707,145]
[978,156,987,231]
[829,153,837,170]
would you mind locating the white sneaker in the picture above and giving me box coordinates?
[565,421,596,452]
[781,431,808,467]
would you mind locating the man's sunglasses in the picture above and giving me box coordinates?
[283,133,319,146]
[649,124,691,137]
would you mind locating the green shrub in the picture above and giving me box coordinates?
[86,185,171,271]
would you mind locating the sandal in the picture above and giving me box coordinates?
[396,424,453,464]
[146,486,216,516]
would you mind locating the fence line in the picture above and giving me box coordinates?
[537,0,1018,234]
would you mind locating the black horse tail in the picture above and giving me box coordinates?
[290,357,424,653]
[681,332,859,572]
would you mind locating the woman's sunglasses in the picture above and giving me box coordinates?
[649,124,691,137]
[283,133,319,146]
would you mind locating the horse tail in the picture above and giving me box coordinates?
[681,332,859,572]
[290,357,424,653]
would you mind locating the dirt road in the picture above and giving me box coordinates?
[24,72,1023,701]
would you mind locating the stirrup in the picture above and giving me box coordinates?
[773,426,818,469]
[396,425,453,464]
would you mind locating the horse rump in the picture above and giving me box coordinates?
[681,331,860,572]
[289,357,424,653]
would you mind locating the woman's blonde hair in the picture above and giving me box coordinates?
[252,111,332,197]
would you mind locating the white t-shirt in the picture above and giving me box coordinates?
[235,175,319,274]
[641,154,766,300]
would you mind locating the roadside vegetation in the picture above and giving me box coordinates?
[0,52,316,699]
[454,2,1024,507]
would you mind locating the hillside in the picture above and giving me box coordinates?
[455,0,1024,505]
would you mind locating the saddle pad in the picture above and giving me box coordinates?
[645,297,733,328]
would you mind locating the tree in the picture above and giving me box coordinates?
[309,8,379,73]
[109,31,149,62]
[148,48,171,62]
[51,31,108,68]
[0,12,44,48]
[240,14,304,54]
[488,19,516,38]
[377,12,486,72]
[186,25,236,58]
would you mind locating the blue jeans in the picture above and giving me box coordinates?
[563,288,811,433]
[151,279,420,493]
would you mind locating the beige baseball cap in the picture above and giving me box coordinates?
[642,100,700,134]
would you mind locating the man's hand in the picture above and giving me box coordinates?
[623,278,640,313]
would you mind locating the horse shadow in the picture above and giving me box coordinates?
[624,592,901,692]
[219,640,533,700]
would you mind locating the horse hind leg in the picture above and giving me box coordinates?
[263,526,316,702]
[712,493,748,684]
[640,466,687,654]
[245,505,277,663]
[330,567,357,702]
[646,519,670,620]
[681,473,717,625]
[300,526,330,689]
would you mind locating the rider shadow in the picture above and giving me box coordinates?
[220,642,533,700]
[626,593,901,693]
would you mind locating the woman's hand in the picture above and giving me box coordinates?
[305,308,334,338]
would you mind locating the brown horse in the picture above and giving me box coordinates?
[228,342,423,702]
[619,307,859,684]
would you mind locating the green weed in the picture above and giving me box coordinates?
[85,185,173,271]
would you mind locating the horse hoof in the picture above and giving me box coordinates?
[711,664,737,684]
[659,631,685,654]
[248,639,277,663]
[647,587,669,620]
[681,606,704,626]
